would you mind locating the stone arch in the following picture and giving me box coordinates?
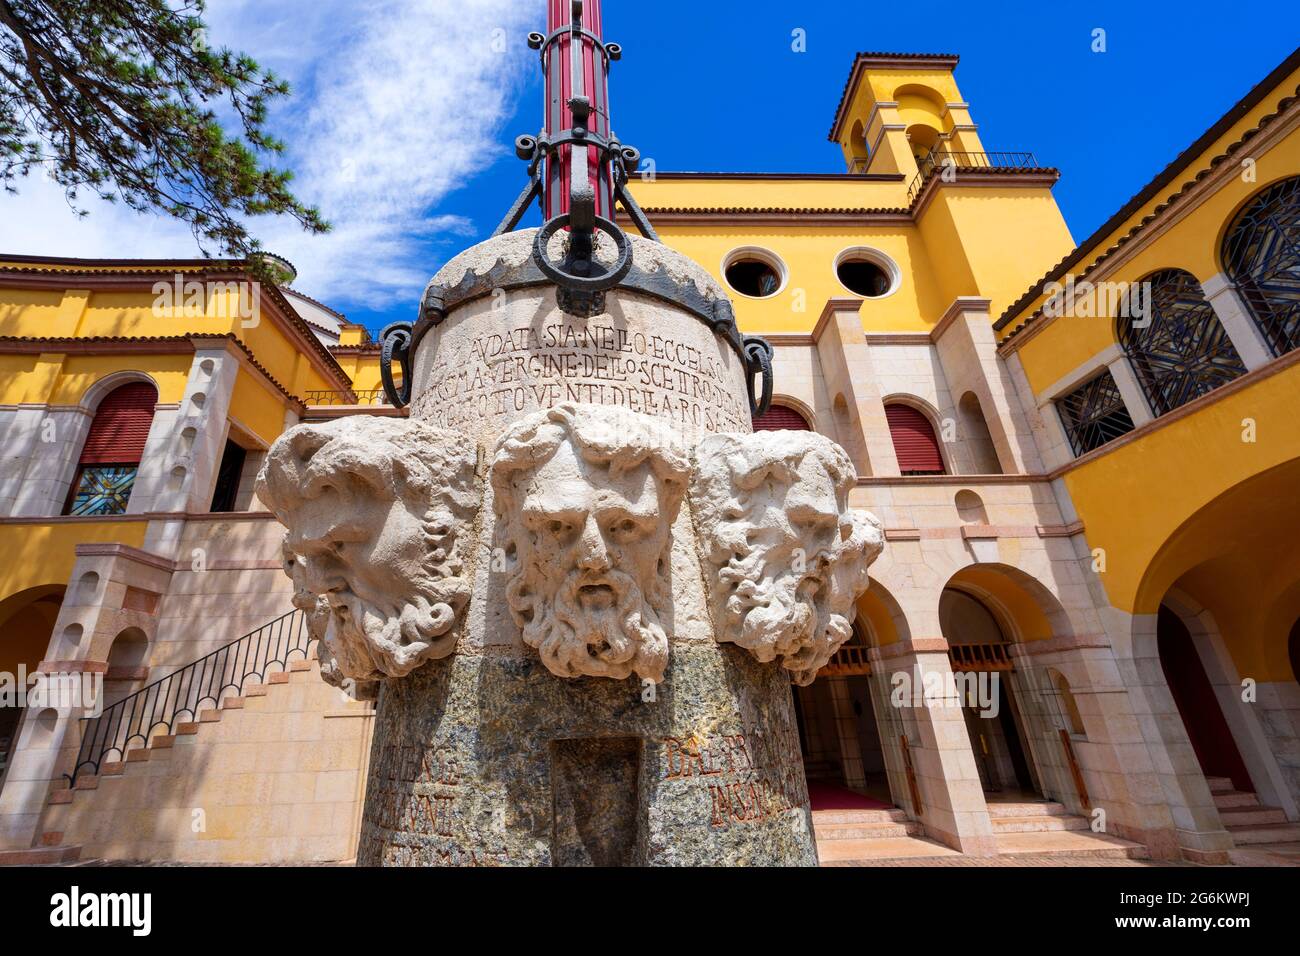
[855,575,913,648]
[78,369,161,415]
[1155,588,1297,816]
[847,118,869,171]
[941,562,1076,644]
[758,395,817,432]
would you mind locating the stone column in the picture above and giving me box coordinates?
[1201,272,1274,370]
[259,230,887,866]
[812,298,898,477]
[870,640,997,855]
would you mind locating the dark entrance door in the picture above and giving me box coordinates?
[1157,606,1253,792]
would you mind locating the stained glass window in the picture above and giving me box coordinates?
[67,465,138,516]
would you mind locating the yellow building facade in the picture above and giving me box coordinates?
[0,48,1297,865]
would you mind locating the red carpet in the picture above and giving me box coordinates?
[807,782,892,811]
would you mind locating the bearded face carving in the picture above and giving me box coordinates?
[492,404,689,683]
[691,431,884,685]
[257,417,480,680]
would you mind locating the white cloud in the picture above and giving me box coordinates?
[0,0,543,310]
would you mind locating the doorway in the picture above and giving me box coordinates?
[1157,605,1254,792]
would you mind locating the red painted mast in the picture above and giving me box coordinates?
[544,0,614,222]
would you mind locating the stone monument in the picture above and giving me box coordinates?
[257,1,884,866]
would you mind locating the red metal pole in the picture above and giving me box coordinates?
[544,0,613,223]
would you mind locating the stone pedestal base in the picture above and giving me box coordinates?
[358,644,816,866]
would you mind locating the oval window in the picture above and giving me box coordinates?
[723,248,786,299]
[835,248,898,298]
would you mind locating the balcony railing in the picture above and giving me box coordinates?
[907,149,1041,203]
[70,610,313,780]
[822,643,872,676]
[948,641,1014,672]
[303,388,392,406]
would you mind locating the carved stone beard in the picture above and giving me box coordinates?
[515,565,668,682]
[327,562,466,679]
[719,541,838,685]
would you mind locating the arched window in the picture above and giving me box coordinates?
[1222,176,1300,356]
[752,403,810,432]
[885,403,946,475]
[65,381,157,516]
[1118,269,1246,415]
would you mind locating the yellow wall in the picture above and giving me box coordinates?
[1060,369,1300,620]
[0,521,148,609]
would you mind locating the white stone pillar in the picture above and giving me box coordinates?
[6,406,91,517]
[1105,357,1154,426]
[1201,272,1274,370]
[131,345,239,517]
[813,299,899,476]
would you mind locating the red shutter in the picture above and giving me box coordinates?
[885,404,945,474]
[752,404,810,431]
[79,382,158,465]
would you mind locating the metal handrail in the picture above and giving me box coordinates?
[907,149,1041,203]
[69,609,313,781]
[303,388,392,406]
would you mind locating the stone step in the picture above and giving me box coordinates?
[1220,805,1288,828]
[986,801,1070,819]
[0,845,82,865]
[1214,789,1261,809]
[991,814,1089,833]
[1226,843,1300,867]
[811,807,910,826]
[815,821,923,841]
[817,835,960,864]
[1205,776,1236,793]
[1225,823,1300,846]
[996,829,1149,860]
[289,659,314,672]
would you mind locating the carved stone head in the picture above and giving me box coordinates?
[491,404,689,683]
[691,431,883,685]
[282,538,378,698]
[257,417,480,679]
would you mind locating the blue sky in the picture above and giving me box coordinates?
[2,1,1295,334]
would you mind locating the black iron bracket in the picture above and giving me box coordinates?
[378,322,413,409]
[743,335,775,417]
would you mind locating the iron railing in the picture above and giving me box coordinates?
[907,149,1041,203]
[70,609,313,780]
[303,388,392,406]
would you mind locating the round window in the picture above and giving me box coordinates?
[835,248,899,298]
[723,248,786,299]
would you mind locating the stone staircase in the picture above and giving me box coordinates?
[988,799,1149,860]
[1206,776,1300,865]
[33,657,372,864]
[813,807,959,863]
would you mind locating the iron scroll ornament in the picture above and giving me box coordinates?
[743,335,774,417]
[378,321,413,409]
